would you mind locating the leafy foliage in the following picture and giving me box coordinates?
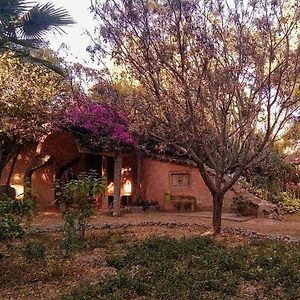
[60,171,106,239]
[0,52,67,177]
[0,195,24,242]
[243,149,300,213]
[61,94,134,151]
[90,0,300,233]
[0,0,74,73]
[247,151,298,196]
[273,192,300,213]
[22,240,47,262]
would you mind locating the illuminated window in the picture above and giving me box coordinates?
[170,172,190,187]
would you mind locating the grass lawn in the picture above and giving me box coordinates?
[63,236,300,300]
[1,226,300,299]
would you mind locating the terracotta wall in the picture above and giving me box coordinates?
[34,131,80,209]
[31,165,56,209]
[1,132,236,212]
[0,145,37,198]
[142,158,235,212]
[0,131,81,209]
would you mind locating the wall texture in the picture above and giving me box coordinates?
[1,132,236,212]
[142,158,235,212]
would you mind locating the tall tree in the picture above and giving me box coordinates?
[90,0,300,234]
[0,0,74,73]
[0,52,67,182]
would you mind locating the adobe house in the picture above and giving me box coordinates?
[0,131,236,213]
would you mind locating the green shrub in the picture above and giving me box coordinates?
[0,214,24,241]
[13,198,36,228]
[60,234,86,255]
[22,240,47,262]
[60,171,106,239]
[59,212,86,256]
[273,191,300,213]
[0,195,25,243]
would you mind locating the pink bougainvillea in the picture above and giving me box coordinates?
[63,96,133,145]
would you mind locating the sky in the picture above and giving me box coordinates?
[41,0,97,66]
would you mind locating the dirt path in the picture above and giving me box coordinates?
[31,211,300,239]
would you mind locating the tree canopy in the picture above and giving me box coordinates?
[61,94,134,152]
[90,0,300,233]
[0,52,67,177]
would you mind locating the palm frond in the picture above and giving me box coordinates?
[18,2,75,40]
[0,0,30,21]
[0,1,74,76]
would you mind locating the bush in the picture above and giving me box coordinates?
[248,151,298,196]
[22,240,47,262]
[60,170,106,239]
[59,234,86,256]
[273,192,300,213]
[0,195,24,243]
[0,214,24,242]
[59,212,86,256]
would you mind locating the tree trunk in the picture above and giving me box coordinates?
[212,193,224,235]
[113,153,122,216]
[5,146,21,192]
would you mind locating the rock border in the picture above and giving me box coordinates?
[28,221,300,243]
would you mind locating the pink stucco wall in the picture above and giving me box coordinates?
[0,144,64,209]
[1,132,236,212]
[0,145,36,196]
[142,158,235,212]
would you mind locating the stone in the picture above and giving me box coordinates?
[232,192,281,220]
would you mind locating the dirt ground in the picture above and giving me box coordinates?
[1,211,299,299]
[31,211,300,238]
[0,226,247,300]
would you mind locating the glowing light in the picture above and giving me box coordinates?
[121,167,131,174]
[123,180,132,196]
[11,185,24,199]
[107,182,114,195]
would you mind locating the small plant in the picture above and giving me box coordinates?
[13,198,37,229]
[59,170,106,256]
[0,195,25,243]
[60,170,106,239]
[60,233,86,256]
[272,191,300,213]
[60,212,86,256]
[22,240,47,262]
[0,214,24,242]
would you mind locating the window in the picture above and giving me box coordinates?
[170,172,190,187]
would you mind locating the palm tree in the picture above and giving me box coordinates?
[0,0,75,74]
